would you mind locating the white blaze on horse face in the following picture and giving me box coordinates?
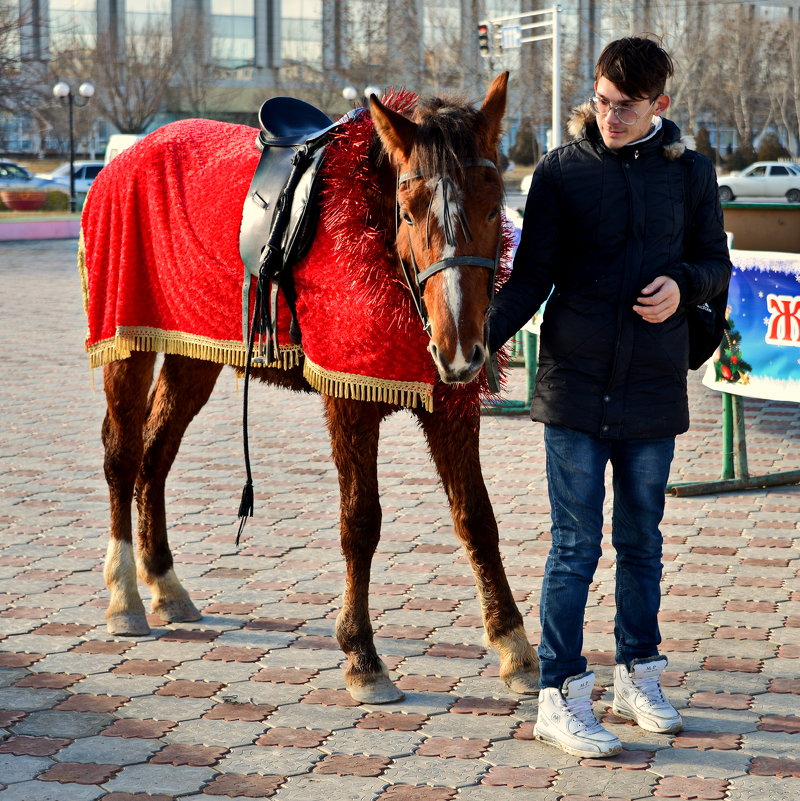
[426,177,471,372]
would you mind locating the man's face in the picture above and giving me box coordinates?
[593,76,670,150]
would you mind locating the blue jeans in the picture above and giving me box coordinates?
[538,424,675,688]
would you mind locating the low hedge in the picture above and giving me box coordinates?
[0,191,72,212]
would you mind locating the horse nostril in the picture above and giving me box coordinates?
[470,344,486,368]
[429,342,439,360]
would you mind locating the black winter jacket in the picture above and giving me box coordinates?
[489,109,731,439]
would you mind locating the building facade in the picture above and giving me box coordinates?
[3,0,798,157]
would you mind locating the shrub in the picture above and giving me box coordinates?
[694,127,717,163]
[756,132,791,161]
[509,119,540,166]
[0,191,70,212]
[724,145,757,172]
[42,192,70,211]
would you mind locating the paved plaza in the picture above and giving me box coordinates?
[0,237,799,800]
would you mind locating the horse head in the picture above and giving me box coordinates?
[370,73,508,385]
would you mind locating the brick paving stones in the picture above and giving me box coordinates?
[1,238,799,798]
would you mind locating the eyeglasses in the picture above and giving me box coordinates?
[589,95,656,126]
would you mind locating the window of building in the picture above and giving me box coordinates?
[126,0,171,52]
[423,3,460,79]
[126,0,171,32]
[348,0,386,66]
[49,0,97,51]
[211,0,255,69]
[281,0,322,66]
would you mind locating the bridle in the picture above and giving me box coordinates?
[395,158,502,336]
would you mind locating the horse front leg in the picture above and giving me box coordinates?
[416,407,539,694]
[135,354,222,622]
[324,396,402,704]
[102,352,157,635]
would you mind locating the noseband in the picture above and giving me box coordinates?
[396,158,501,335]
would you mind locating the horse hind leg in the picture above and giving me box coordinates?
[416,407,540,694]
[135,354,222,623]
[103,351,157,635]
[325,396,403,704]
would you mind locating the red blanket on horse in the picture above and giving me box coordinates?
[80,107,510,413]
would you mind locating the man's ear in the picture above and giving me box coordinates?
[654,94,671,116]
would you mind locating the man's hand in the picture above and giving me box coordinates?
[634,276,680,323]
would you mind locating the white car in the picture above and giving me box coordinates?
[0,160,67,193]
[520,173,533,194]
[36,161,105,194]
[717,161,800,203]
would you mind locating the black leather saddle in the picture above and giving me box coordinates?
[236,96,361,541]
[238,97,359,349]
[257,96,343,147]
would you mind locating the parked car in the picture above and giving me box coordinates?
[36,160,105,194]
[520,172,533,194]
[0,160,67,193]
[717,161,800,203]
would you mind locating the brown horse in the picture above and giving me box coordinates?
[84,72,538,704]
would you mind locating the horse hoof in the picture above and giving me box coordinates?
[153,599,202,623]
[347,674,405,704]
[106,612,150,636]
[503,669,540,695]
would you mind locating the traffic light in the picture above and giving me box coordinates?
[478,23,490,57]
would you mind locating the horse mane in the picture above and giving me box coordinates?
[411,95,489,181]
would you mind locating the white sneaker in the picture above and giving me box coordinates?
[613,656,683,734]
[534,671,622,758]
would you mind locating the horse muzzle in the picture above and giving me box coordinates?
[429,341,487,384]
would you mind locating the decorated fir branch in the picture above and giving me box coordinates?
[714,311,752,384]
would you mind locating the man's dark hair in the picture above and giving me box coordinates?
[595,36,674,100]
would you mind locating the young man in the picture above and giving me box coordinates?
[489,37,731,758]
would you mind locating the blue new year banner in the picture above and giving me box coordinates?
[703,250,800,402]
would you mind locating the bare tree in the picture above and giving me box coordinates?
[0,5,42,116]
[89,19,182,133]
[782,12,800,156]
[169,14,225,118]
[36,48,98,155]
[344,0,389,91]
[711,6,772,153]
[659,2,712,136]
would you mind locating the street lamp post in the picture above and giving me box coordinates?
[52,81,95,213]
[342,84,383,108]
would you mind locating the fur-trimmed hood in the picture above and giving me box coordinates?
[567,101,687,162]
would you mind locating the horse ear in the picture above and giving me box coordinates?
[370,96,417,161]
[480,72,509,145]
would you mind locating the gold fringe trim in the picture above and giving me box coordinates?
[86,326,302,371]
[303,355,434,412]
[78,229,89,318]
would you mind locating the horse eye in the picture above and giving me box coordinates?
[402,211,414,225]
[487,206,500,221]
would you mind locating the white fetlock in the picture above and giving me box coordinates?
[105,540,149,635]
[145,568,202,622]
[346,663,404,704]
[106,611,150,636]
[492,626,540,695]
